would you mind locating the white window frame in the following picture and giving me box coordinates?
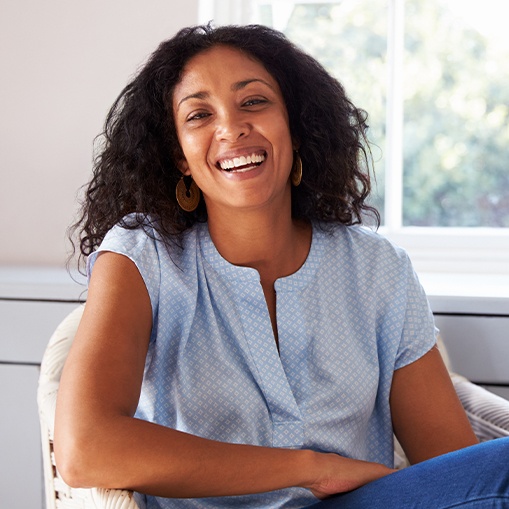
[198,0,509,276]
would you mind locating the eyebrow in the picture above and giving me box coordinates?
[176,91,209,110]
[231,78,276,92]
[176,78,276,110]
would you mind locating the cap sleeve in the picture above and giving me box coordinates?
[394,252,437,370]
[86,222,161,324]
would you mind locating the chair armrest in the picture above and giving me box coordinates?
[91,488,143,509]
[451,374,509,442]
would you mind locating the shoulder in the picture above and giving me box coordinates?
[87,215,204,312]
[87,215,203,298]
[313,223,417,302]
[317,222,409,266]
[94,214,202,262]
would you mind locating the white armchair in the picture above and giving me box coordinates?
[38,306,509,509]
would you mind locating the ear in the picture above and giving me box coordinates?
[177,158,192,176]
[292,138,301,151]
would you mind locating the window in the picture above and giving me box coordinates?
[199,0,509,274]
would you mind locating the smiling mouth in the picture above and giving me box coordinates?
[217,152,266,173]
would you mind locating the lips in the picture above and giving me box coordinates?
[217,151,266,173]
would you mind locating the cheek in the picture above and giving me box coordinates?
[178,131,206,166]
[272,120,294,166]
[260,112,291,148]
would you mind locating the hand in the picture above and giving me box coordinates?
[306,452,396,499]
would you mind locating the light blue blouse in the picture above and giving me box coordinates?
[88,218,437,508]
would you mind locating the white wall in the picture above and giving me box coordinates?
[0,0,199,267]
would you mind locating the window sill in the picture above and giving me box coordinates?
[382,227,509,276]
[419,272,509,315]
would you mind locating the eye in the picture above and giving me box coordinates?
[243,97,268,107]
[186,111,210,122]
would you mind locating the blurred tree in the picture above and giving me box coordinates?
[403,0,509,226]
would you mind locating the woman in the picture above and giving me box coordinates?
[55,24,509,508]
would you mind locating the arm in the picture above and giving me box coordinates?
[390,345,478,465]
[54,252,392,499]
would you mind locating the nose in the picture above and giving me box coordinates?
[215,110,251,142]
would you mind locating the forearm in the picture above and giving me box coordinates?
[55,414,316,498]
[55,413,395,499]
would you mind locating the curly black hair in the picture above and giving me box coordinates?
[70,23,379,266]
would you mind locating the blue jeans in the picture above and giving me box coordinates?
[308,437,509,508]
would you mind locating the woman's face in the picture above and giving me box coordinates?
[172,45,295,216]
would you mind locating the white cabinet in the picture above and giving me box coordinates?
[0,300,80,364]
[0,268,84,509]
[424,274,509,401]
[0,364,43,509]
[433,315,509,386]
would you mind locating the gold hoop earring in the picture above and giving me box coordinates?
[291,151,302,187]
[176,176,200,212]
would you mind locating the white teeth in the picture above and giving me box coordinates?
[219,153,265,170]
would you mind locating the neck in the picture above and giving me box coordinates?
[206,206,311,285]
